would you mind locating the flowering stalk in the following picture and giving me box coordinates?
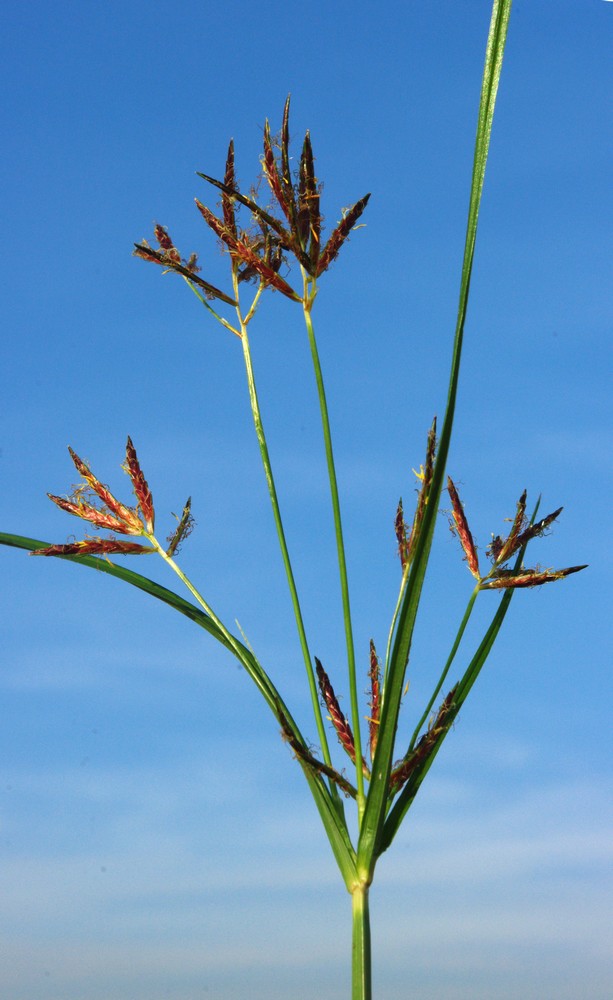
[302,282,365,812]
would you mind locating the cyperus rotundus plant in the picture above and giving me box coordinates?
[0,2,586,997]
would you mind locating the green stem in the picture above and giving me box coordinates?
[302,284,365,814]
[238,318,334,775]
[352,883,372,1000]
[407,584,479,753]
[150,536,257,676]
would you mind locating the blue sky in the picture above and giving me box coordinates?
[1,1,611,997]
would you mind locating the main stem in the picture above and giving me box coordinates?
[352,883,372,1000]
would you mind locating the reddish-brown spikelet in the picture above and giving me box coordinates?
[197,174,296,248]
[447,477,480,579]
[195,199,301,301]
[389,686,457,793]
[31,539,153,557]
[490,489,527,564]
[404,418,437,564]
[133,240,237,305]
[263,120,294,225]
[368,640,381,760]
[124,437,154,533]
[277,705,358,799]
[153,224,181,265]
[487,489,528,564]
[153,224,174,251]
[198,166,313,273]
[482,565,587,589]
[316,193,371,277]
[132,243,163,265]
[315,657,357,764]
[67,448,142,533]
[46,495,141,535]
[395,499,411,570]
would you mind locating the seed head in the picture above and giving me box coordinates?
[447,477,480,578]
[123,437,155,533]
[315,657,357,765]
[31,539,154,557]
[368,640,381,761]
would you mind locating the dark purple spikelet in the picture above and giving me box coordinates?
[315,657,357,765]
[280,96,294,213]
[515,506,564,551]
[222,139,238,238]
[133,237,237,306]
[316,193,371,277]
[31,539,153,557]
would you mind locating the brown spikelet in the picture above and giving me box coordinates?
[153,224,176,253]
[389,686,457,793]
[124,437,154,533]
[132,243,162,264]
[481,564,587,590]
[447,477,480,578]
[277,705,357,799]
[31,539,154,557]
[404,418,437,565]
[316,193,370,276]
[368,640,381,761]
[166,497,194,557]
[487,490,528,564]
[46,494,141,536]
[515,507,563,550]
[315,657,357,764]
[133,240,237,305]
[195,199,302,300]
[263,119,294,225]
[196,173,303,256]
[67,448,143,534]
[487,498,564,568]
[492,489,527,564]
[395,499,411,570]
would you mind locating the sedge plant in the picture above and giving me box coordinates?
[1,2,586,997]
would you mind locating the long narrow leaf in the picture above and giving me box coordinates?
[357,0,513,881]
[1,531,357,880]
[380,499,537,853]
[380,584,515,853]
